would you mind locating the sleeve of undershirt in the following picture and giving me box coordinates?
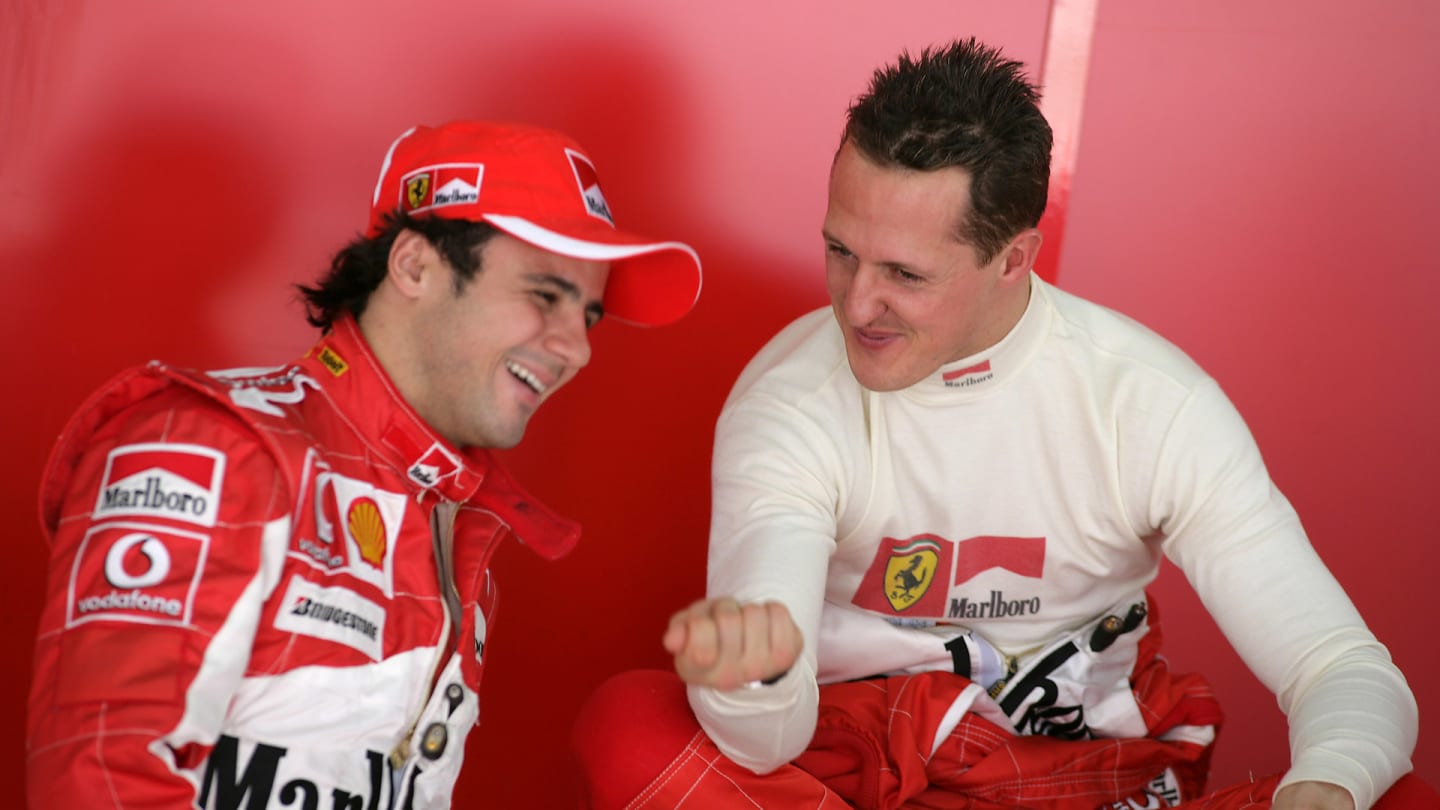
[1150,379,1416,809]
[687,391,840,774]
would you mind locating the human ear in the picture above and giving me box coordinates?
[998,229,1043,286]
[386,229,436,299]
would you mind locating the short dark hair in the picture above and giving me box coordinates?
[298,212,500,330]
[843,37,1052,264]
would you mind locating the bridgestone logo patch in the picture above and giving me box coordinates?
[273,575,386,660]
[290,596,378,640]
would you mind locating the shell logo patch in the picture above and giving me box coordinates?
[347,498,387,568]
[289,464,406,597]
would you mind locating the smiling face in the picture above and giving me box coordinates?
[823,141,1036,392]
[385,230,608,449]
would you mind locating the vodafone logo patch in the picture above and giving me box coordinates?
[566,149,613,226]
[105,532,171,588]
[94,443,226,527]
[67,521,209,628]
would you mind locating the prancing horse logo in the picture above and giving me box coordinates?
[885,537,940,611]
[405,173,431,210]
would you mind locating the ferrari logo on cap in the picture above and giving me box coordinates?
[401,164,482,215]
[405,174,431,211]
[885,537,940,612]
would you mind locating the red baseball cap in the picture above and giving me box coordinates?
[368,120,701,327]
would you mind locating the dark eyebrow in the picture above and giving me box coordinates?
[821,232,924,278]
[527,273,605,323]
[526,272,581,299]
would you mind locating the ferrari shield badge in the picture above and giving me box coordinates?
[405,173,432,210]
[852,533,955,616]
[885,536,941,611]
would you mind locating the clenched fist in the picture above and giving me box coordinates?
[663,597,803,691]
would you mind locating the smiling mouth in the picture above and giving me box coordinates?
[505,360,548,395]
[853,327,899,347]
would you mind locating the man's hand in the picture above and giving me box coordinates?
[1272,781,1356,810]
[663,597,803,691]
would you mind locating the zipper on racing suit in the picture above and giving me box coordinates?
[390,499,464,770]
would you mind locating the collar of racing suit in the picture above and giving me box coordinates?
[906,272,1052,405]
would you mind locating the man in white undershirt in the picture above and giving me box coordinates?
[574,38,1419,810]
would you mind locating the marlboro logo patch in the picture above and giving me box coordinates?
[954,535,1045,584]
[94,444,226,527]
[381,422,465,490]
[408,442,462,489]
[942,360,994,388]
[852,534,1047,619]
[401,163,483,215]
[566,149,613,225]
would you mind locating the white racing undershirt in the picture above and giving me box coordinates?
[692,275,1415,809]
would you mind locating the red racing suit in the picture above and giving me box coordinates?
[27,315,578,809]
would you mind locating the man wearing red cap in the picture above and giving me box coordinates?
[26,121,701,808]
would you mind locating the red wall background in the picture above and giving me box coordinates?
[2,1,1434,805]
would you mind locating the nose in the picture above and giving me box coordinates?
[545,309,593,371]
[841,263,886,325]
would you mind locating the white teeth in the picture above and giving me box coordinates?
[505,360,546,394]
